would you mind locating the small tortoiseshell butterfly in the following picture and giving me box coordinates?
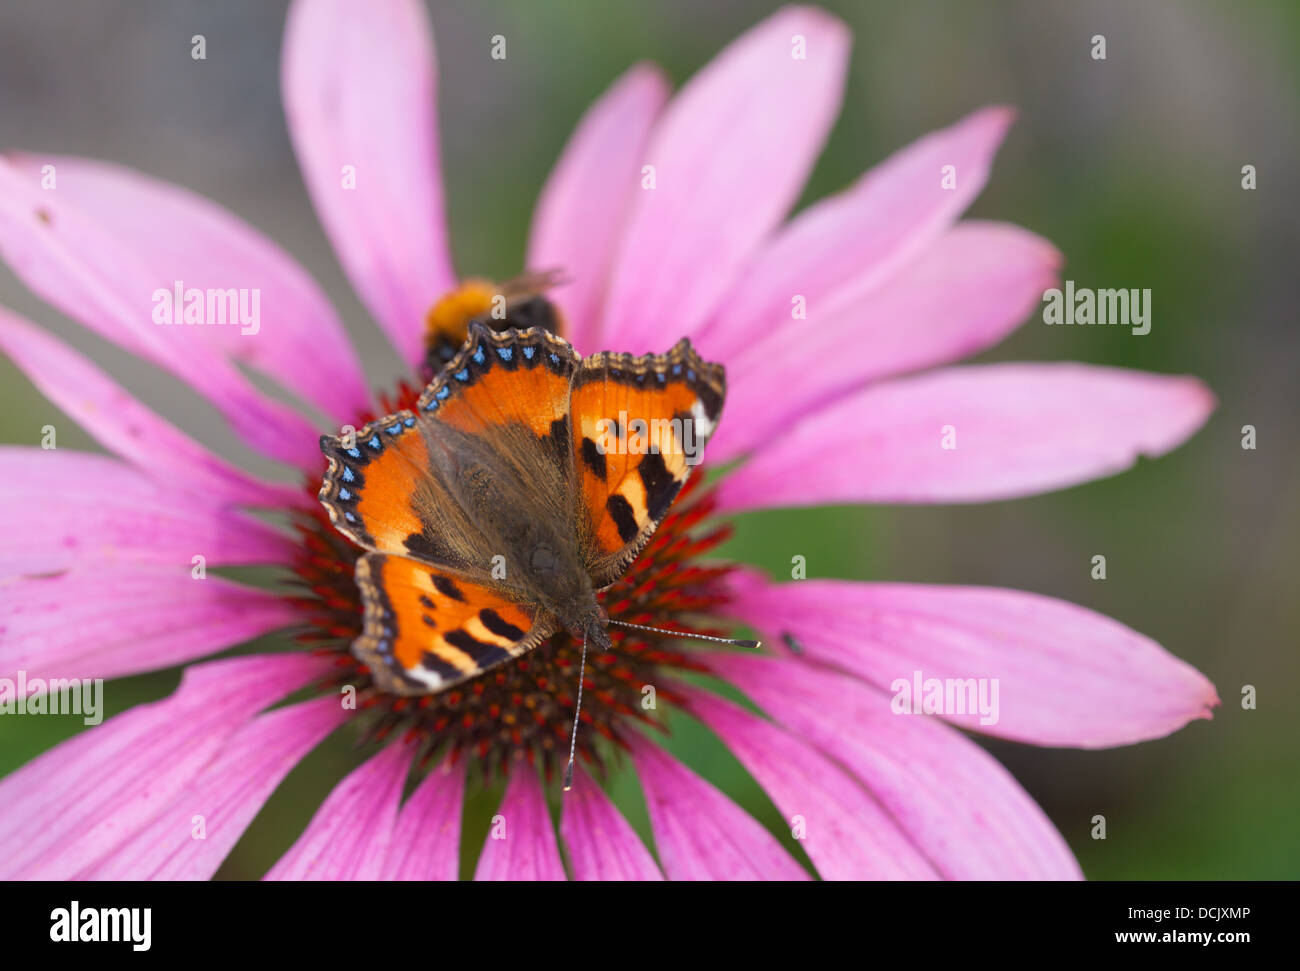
[318,304,740,779]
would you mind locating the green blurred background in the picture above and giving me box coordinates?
[1,0,1296,879]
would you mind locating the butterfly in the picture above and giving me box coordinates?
[318,312,738,725]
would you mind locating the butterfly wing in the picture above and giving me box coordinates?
[354,553,556,695]
[320,323,582,578]
[569,339,725,587]
[414,323,585,584]
[416,320,578,452]
[319,411,451,559]
[322,323,585,694]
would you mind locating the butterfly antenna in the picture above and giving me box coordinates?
[607,619,761,649]
[563,631,588,792]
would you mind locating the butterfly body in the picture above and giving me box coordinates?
[319,317,724,695]
[421,415,611,649]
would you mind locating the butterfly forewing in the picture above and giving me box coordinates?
[569,340,725,587]
[319,410,488,576]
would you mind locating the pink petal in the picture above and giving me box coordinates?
[282,0,456,368]
[0,448,292,574]
[265,741,415,881]
[381,757,465,881]
[722,570,1220,747]
[0,309,304,509]
[710,223,1061,460]
[473,762,566,881]
[0,160,323,471]
[526,63,669,354]
[707,653,1082,879]
[599,6,850,353]
[699,105,1016,359]
[1,568,298,690]
[559,765,663,881]
[717,363,1216,509]
[0,652,332,879]
[627,733,808,880]
[2,154,369,424]
[82,696,350,880]
[678,684,936,879]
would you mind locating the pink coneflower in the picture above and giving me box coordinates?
[0,2,1217,881]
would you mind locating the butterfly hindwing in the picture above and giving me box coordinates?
[354,553,556,696]
[569,339,725,587]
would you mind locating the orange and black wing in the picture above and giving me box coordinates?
[319,410,443,557]
[415,322,581,520]
[354,553,556,695]
[415,320,578,440]
[569,339,725,588]
[320,323,582,578]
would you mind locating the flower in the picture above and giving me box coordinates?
[0,2,1217,881]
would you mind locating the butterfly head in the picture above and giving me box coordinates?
[563,600,612,654]
[577,608,611,652]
